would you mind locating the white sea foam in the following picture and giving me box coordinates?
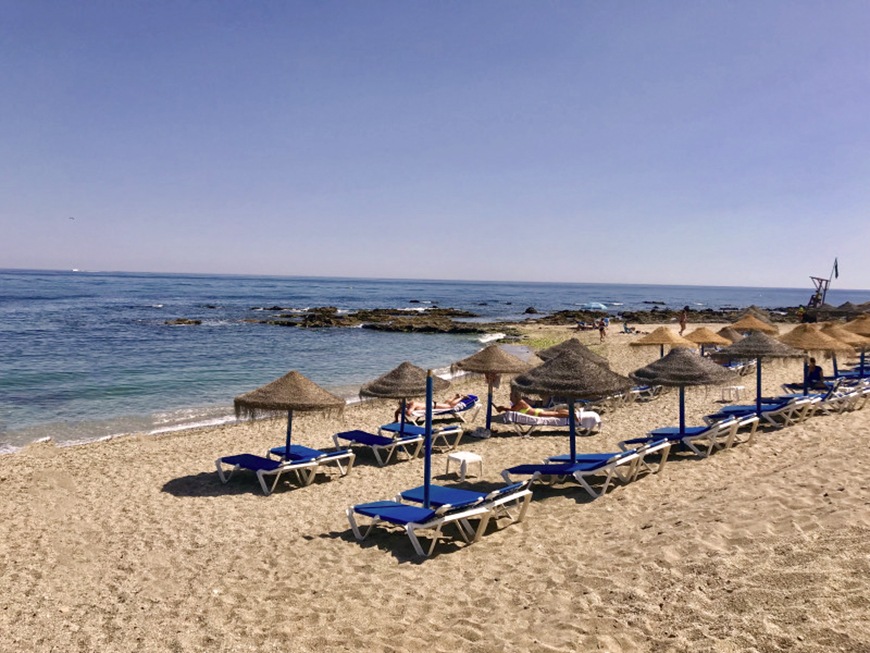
[478,332,506,343]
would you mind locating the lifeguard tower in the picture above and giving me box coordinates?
[807,259,839,309]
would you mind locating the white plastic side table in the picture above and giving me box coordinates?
[445,451,483,481]
[721,385,745,401]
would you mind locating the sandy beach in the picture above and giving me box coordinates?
[2,323,869,652]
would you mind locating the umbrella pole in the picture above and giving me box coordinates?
[756,356,763,417]
[802,355,808,395]
[485,381,494,430]
[679,386,686,437]
[833,354,838,378]
[424,371,433,509]
[399,399,407,434]
[284,410,293,459]
[568,398,577,464]
[861,350,866,377]
[660,344,664,358]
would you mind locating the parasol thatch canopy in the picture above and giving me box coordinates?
[629,326,697,348]
[537,338,608,366]
[717,331,802,361]
[820,323,870,349]
[234,370,345,420]
[452,345,537,375]
[630,347,738,388]
[453,345,539,432]
[359,361,449,399]
[736,306,775,325]
[717,326,745,343]
[778,324,855,354]
[730,314,779,334]
[511,350,632,400]
[844,315,870,338]
[683,327,732,347]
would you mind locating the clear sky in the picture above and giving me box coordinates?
[2,2,869,288]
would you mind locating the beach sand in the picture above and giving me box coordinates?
[2,323,869,652]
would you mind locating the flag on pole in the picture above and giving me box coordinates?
[834,258,839,279]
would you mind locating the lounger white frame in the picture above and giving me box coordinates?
[215,456,322,495]
[347,502,492,557]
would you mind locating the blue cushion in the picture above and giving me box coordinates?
[268,444,324,462]
[649,426,710,438]
[400,484,484,508]
[353,501,436,525]
[335,430,393,447]
[219,454,282,472]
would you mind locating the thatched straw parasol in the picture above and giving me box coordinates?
[844,315,870,338]
[779,325,854,394]
[718,332,802,416]
[736,306,775,325]
[779,324,854,354]
[844,315,870,376]
[361,362,451,509]
[512,350,632,462]
[820,323,870,348]
[234,370,346,459]
[629,326,697,358]
[630,348,739,436]
[819,323,870,377]
[716,326,745,344]
[359,360,450,434]
[360,361,449,400]
[730,314,779,335]
[453,345,537,431]
[683,327,731,355]
[538,338,608,367]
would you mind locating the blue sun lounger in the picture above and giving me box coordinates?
[408,394,481,425]
[347,482,532,557]
[216,444,355,495]
[347,500,492,557]
[399,481,532,527]
[545,438,673,480]
[501,448,645,499]
[618,419,744,459]
[215,453,320,495]
[705,397,815,429]
[378,422,464,450]
[332,429,424,466]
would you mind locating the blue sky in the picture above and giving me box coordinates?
[2,2,868,288]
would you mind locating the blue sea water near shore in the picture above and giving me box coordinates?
[2,268,868,453]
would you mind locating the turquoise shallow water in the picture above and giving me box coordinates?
[2,269,867,452]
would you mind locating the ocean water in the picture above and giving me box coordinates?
[2,269,868,453]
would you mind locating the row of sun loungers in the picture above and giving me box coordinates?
[217,376,869,556]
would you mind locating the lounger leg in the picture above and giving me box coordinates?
[406,523,435,557]
[215,459,237,484]
[256,469,281,496]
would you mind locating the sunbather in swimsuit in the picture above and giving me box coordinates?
[497,399,570,418]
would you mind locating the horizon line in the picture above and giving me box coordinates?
[2,267,867,294]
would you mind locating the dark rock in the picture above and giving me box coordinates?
[165,318,201,326]
[524,307,538,314]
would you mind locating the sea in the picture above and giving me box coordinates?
[2,268,868,454]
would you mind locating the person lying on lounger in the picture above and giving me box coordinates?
[494,398,571,418]
[394,394,474,420]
